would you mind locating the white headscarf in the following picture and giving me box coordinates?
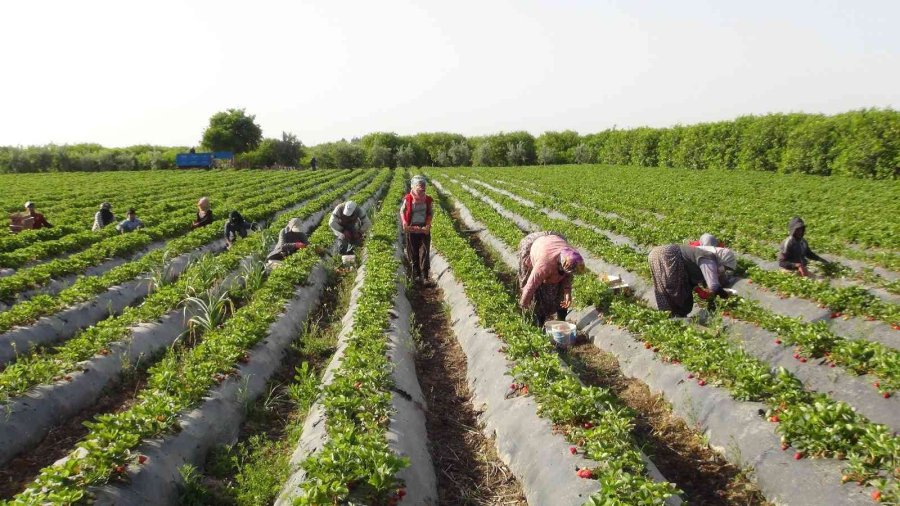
[699,246,736,271]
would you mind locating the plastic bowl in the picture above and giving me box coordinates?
[543,320,577,348]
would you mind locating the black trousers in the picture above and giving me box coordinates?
[406,232,431,278]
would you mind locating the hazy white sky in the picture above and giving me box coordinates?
[1,0,898,147]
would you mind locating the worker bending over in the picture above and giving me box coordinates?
[193,197,213,229]
[649,243,736,317]
[267,218,308,263]
[92,202,115,231]
[518,231,585,327]
[224,211,257,249]
[329,200,371,255]
[116,208,144,233]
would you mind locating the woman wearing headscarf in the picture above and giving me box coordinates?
[266,218,309,262]
[518,231,586,327]
[778,216,829,277]
[648,243,736,317]
[400,175,433,284]
[92,202,115,231]
[192,197,213,229]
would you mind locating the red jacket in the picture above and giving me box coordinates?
[400,193,432,228]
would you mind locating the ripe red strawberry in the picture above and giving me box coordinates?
[99,348,110,356]
[138,455,148,464]
[644,342,652,349]
[874,382,880,388]
[64,375,72,382]
[354,382,362,390]
[722,311,730,317]
[748,279,753,284]
[652,347,659,353]
[687,373,694,379]
[799,357,807,363]
[397,488,407,498]
[114,465,125,474]
[830,312,841,319]
[582,422,593,429]
[884,392,891,399]
[576,468,593,479]
[569,446,577,455]
[829,362,836,368]
[871,490,881,502]
[769,415,780,423]
[774,339,782,345]
[781,442,789,451]
[522,385,529,394]
[698,380,707,386]
[794,452,803,460]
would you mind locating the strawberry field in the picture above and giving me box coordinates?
[0,166,897,505]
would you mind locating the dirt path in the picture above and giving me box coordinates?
[0,369,148,499]
[409,282,527,505]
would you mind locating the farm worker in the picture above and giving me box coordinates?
[329,200,371,255]
[24,201,53,229]
[689,233,722,248]
[310,156,317,170]
[648,244,736,317]
[192,197,213,229]
[224,211,256,249]
[688,233,725,300]
[116,208,144,233]
[92,202,115,231]
[517,231,585,327]
[400,175,433,284]
[778,217,829,277]
[266,218,309,262]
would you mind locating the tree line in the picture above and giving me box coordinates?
[2,109,896,179]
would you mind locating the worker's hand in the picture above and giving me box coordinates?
[797,264,809,277]
[423,223,431,233]
[561,293,572,309]
[294,242,307,249]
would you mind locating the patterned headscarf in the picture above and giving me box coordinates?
[559,247,585,274]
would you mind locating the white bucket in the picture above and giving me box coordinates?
[543,320,577,348]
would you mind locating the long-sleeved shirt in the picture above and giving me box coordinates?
[28,212,52,229]
[224,221,251,243]
[117,217,143,233]
[193,210,213,229]
[679,245,724,295]
[92,211,115,231]
[267,227,309,261]
[519,234,573,307]
[778,237,825,269]
[329,204,372,238]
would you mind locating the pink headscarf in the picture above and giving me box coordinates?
[559,247,585,274]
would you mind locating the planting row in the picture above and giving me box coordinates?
[428,172,898,503]
[6,170,391,504]
[0,170,347,335]
[444,174,900,393]
[426,176,681,504]
[0,171,313,302]
[0,171,274,268]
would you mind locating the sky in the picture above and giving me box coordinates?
[1,0,898,148]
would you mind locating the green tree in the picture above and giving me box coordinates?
[367,143,394,168]
[447,141,472,166]
[201,108,263,154]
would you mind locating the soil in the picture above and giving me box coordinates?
[409,283,527,506]
[442,203,769,506]
[197,262,353,502]
[0,368,149,499]
[563,342,769,506]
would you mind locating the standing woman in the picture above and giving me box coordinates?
[648,244,736,317]
[518,231,585,327]
[192,197,213,229]
[400,175,433,284]
[92,202,115,231]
